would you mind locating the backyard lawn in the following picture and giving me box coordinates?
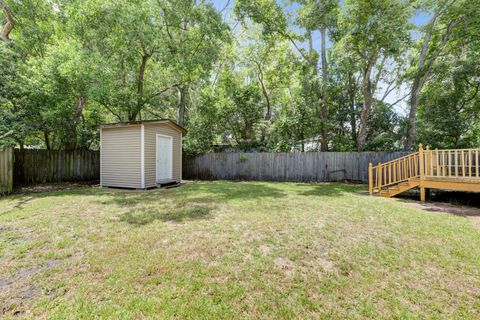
[1,181,479,319]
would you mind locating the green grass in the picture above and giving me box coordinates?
[1,181,479,319]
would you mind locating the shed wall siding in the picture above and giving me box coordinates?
[144,124,182,187]
[101,126,142,188]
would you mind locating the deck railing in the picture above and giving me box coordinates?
[369,151,420,194]
[424,148,480,179]
[369,145,480,195]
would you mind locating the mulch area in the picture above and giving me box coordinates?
[12,181,99,195]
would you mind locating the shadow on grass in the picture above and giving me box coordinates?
[94,181,289,209]
[98,182,287,226]
[396,190,480,218]
[294,183,364,197]
[2,181,365,216]
[118,203,213,226]
[186,181,288,201]
[415,202,480,217]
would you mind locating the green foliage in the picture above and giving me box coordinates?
[337,0,413,60]
[0,45,32,146]
[364,103,405,151]
[417,49,480,148]
[0,0,478,153]
[182,87,220,155]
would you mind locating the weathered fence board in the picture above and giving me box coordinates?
[183,152,411,183]
[14,149,100,185]
[0,148,14,194]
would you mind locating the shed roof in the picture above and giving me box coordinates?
[95,119,187,134]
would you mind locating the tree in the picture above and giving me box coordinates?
[0,45,33,148]
[337,0,412,151]
[235,0,338,151]
[24,38,100,150]
[74,0,229,124]
[0,0,57,148]
[404,0,477,149]
[2,0,478,153]
[416,41,480,148]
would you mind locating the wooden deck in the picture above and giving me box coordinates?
[369,145,480,201]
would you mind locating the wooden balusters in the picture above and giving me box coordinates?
[468,150,472,177]
[425,145,439,177]
[369,162,373,195]
[448,150,451,176]
[369,146,480,200]
[456,150,459,177]
[475,149,480,178]
[377,162,382,188]
[419,144,424,180]
[441,150,445,177]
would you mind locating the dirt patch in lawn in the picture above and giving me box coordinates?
[1,260,60,316]
[409,201,480,230]
[13,181,99,195]
[409,201,480,217]
[117,202,214,225]
[274,257,296,279]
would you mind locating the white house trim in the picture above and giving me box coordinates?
[140,124,145,188]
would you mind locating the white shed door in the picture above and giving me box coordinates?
[156,135,173,181]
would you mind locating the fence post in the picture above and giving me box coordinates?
[0,147,13,195]
[369,162,373,195]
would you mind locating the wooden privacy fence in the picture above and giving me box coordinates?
[183,151,410,183]
[0,148,14,194]
[14,149,100,185]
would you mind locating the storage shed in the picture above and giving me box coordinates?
[96,119,186,189]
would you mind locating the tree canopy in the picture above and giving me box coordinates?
[1,0,479,153]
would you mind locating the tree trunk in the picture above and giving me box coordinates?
[405,16,435,150]
[405,77,425,150]
[256,63,272,121]
[357,64,373,151]
[319,27,329,152]
[0,0,14,42]
[130,52,150,121]
[405,16,457,150]
[15,138,24,151]
[348,73,357,144]
[44,131,51,150]
[300,129,305,152]
[177,85,187,127]
[64,96,86,151]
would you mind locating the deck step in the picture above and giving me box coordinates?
[373,179,421,198]
[157,181,180,189]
